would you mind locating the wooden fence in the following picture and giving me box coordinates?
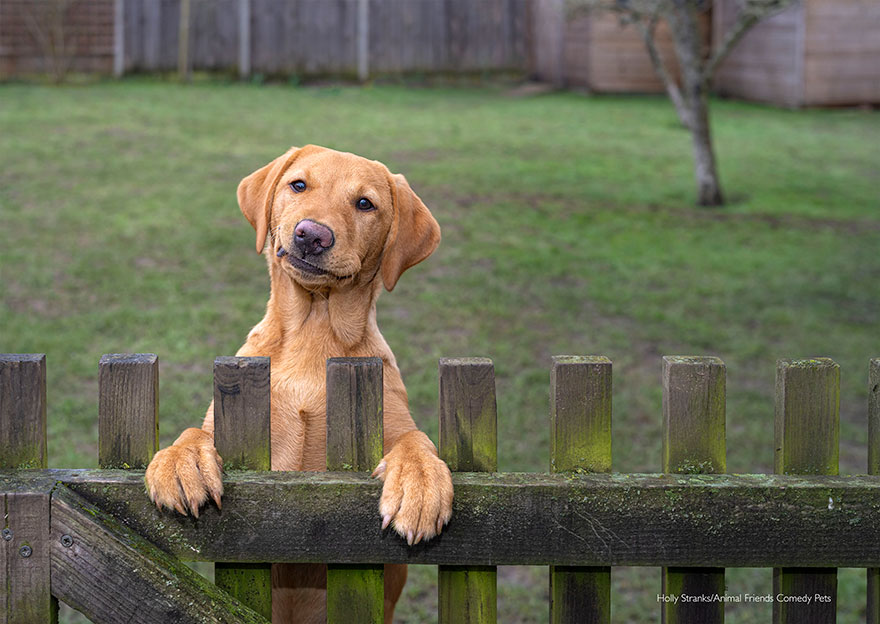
[120,0,529,78]
[1,352,880,623]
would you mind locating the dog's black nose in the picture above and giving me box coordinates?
[293,220,335,256]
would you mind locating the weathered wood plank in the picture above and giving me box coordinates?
[326,357,384,623]
[238,0,250,78]
[113,0,125,76]
[6,489,54,624]
[550,355,611,624]
[439,358,497,473]
[774,358,839,624]
[439,566,496,622]
[661,356,725,624]
[213,356,271,471]
[327,564,384,624]
[49,484,267,624]
[869,358,880,624]
[0,354,48,470]
[0,492,5,622]
[98,354,159,469]
[439,358,497,623]
[326,357,383,471]
[4,470,880,567]
[550,356,612,474]
[662,356,726,475]
[213,356,272,620]
[0,354,55,623]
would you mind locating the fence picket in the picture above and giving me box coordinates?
[213,356,273,620]
[0,354,56,623]
[773,358,839,624]
[662,356,726,624]
[439,357,497,624]
[549,355,612,624]
[98,354,159,469]
[2,351,877,621]
[325,357,385,623]
[868,359,879,624]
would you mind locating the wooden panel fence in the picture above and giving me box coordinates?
[119,0,529,78]
[1,352,880,623]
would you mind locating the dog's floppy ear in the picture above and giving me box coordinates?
[381,173,441,292]
[237,146,302,253]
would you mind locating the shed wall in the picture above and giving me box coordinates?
[803,0,880,105]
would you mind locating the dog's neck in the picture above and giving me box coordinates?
[265,259,381,351]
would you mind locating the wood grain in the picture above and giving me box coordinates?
[212,356,272,620]
[550,356,612,624]
[439,358,497,623]
[0,353,55,623]
[326,357,383,471]
[49,484,267,624]
[773,358,839,624]
[661,356,726,624]
[98,353,159,469]
[325,357,384,623]
[1,470,879,567]
[6,489,54,624]
[869,359,879,624]
[0,354,47,470]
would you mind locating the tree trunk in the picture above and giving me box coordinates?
[666,1,725,206]
[688,91,723,206]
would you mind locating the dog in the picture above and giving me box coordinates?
[144,145,454,623]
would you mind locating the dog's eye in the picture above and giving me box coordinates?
[289,180,307,193]
[356,198,374,212]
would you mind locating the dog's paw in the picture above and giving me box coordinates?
[145,428,223,518]
[372,431,453,545]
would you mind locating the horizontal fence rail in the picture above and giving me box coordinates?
[1,352,879,624]
[2,470,880,568]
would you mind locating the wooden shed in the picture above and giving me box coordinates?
[529,0,710,93]
[714,0,880,106]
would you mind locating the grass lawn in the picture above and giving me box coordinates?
[1,79,878,623]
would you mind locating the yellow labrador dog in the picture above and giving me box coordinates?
[145,145,454,622]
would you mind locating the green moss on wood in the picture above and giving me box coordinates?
[439,566,496,623]
[327,565,384,623]
[215,564,272,620]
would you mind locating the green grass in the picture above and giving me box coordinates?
[1,79,878,623]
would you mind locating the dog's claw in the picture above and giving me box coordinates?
[382,514,392,530]
[406,530,414,546]
[415,531,424,545]
[436,518,444,535]
[371,460,387,479]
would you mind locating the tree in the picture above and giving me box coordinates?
[570,0,796,206]
[23,0,78,84]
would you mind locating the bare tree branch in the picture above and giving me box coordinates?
[703,0,797,80]
[632,10,694,128]
[22,0,77,83]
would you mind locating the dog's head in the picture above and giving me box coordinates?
[237,145,440,292]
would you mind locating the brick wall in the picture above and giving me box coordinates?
[0,0,115,77]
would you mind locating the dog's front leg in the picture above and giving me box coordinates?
[145,425,223,517]
[372,430,454,545]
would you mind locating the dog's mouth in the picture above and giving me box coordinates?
[277,247,350,279]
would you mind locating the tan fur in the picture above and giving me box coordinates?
[144,145,454,622]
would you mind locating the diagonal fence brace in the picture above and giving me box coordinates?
[49,484,268,624]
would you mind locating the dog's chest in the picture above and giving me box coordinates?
[270,363,326,421]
